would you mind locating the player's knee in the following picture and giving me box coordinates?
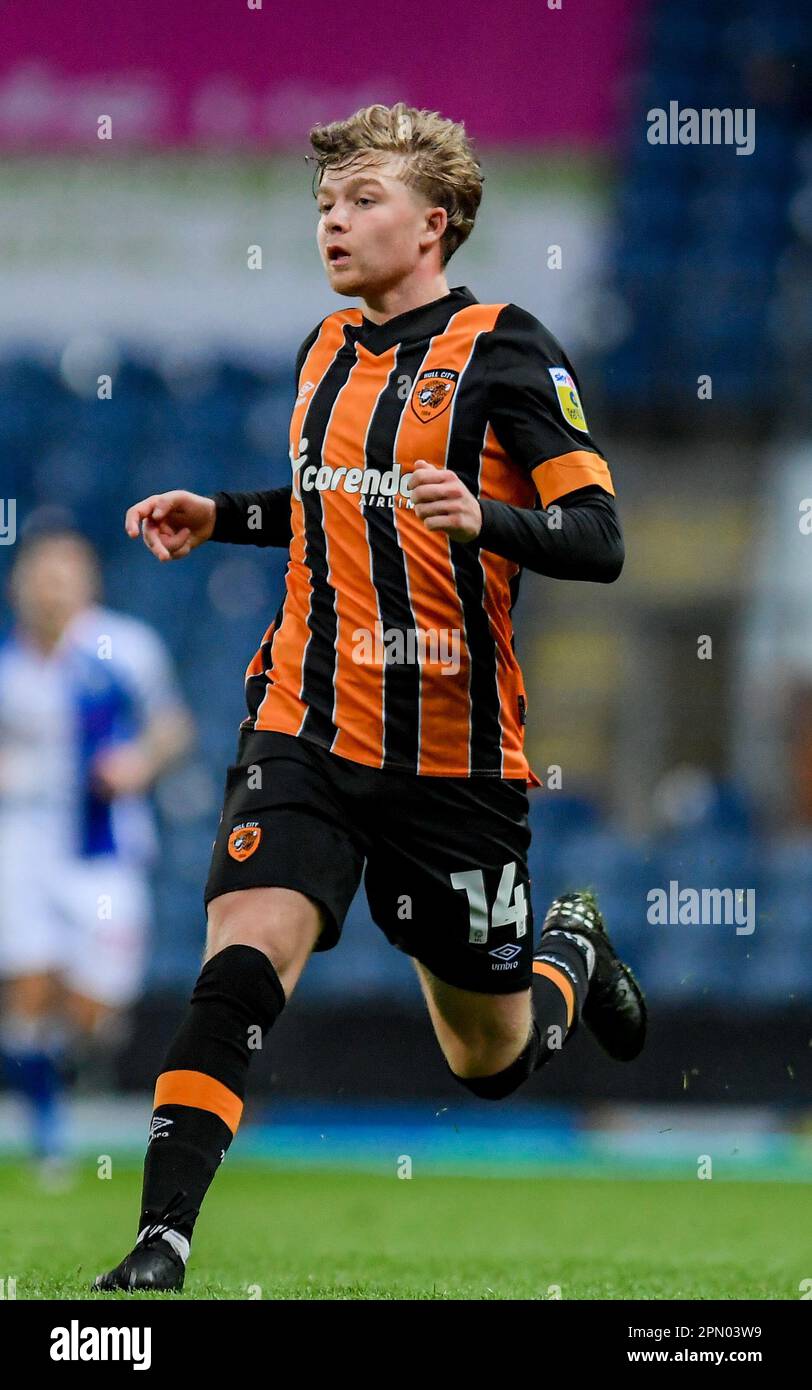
[447,1023,540,1101]
[190,944,286,1033]
[161,944,287,1099]
[443,1019,528,1078]
[205,888,323,996]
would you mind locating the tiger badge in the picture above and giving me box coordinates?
[227,822,262,861]
[410,369,459,423]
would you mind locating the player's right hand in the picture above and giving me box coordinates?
[124,490,217,562]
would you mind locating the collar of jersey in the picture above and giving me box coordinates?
[352,285,478,356]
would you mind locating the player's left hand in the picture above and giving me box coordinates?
[409,461,482,543]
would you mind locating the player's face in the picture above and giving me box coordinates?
[316,155,442,298]
[12,538,98,638]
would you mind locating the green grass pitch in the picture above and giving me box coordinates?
[0,1160,805,1300]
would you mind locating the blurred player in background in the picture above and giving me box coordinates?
[97,101,645,1291]
[0,525,193,1181]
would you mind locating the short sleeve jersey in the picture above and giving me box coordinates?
[243,285,614,778]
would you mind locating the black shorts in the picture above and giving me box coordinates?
[204,729,534,994]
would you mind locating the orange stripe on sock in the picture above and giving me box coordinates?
[532,961,575,1029]
[153,1069,243,1136]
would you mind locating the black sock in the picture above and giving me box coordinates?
[531,933,591,1067]
[137,944,286,1246]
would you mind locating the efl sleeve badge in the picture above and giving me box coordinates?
[548,366,589,433]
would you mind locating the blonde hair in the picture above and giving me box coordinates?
[308,101,484,266]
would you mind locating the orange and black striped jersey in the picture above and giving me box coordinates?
[241,285,614,779]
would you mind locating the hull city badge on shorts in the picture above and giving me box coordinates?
[548,366,589,432]
[227,821,262,861]
[410,368,459,423]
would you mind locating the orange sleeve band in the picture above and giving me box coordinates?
[531,450,615,508]
[153,1069,244,1136]
[532,960,575,1029]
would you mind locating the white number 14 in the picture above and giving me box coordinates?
[450,861,528,945]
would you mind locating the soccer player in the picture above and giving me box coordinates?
[0,526,193,1180]
[95,102,646,1292]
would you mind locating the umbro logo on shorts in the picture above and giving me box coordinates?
[227,822,262,862]
[489,942,523,970]
[489,943,522,961]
